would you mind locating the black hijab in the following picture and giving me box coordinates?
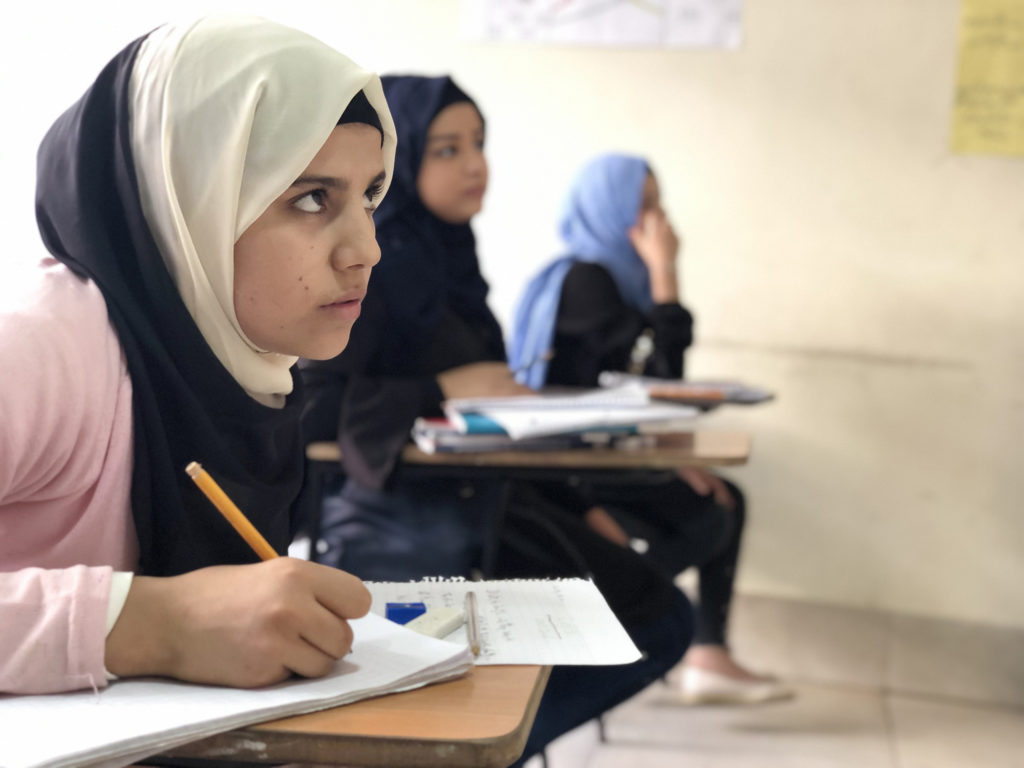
[33,20,394,576]
[364,75,506,371]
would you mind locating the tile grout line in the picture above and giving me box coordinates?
[881,692,905,768]
[880,610,904,768]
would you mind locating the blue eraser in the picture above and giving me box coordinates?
[386,602,427,625]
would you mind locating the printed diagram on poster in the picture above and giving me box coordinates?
[463,0,744,49]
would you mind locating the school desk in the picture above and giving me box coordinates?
[299,430,750,573]
[141,664,549,768]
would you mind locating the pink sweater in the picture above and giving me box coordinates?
[0,259,138,694]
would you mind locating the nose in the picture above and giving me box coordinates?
[465,147,487,179]
[329,210,381,273]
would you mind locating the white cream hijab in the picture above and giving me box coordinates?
[129,16,396,404]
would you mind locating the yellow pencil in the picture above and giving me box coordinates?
[185,461,278,561]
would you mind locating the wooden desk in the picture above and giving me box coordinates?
[306,430,751,471]
[151,665,549,768]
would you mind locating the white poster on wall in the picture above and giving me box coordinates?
[463,0,744,49]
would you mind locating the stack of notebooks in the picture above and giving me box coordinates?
[413,384,700,454]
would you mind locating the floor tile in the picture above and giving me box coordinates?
[888,694,1024,768]
[588,744,886,767]
[599,682,895,767]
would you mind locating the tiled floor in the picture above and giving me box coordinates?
[525,681,1024,768]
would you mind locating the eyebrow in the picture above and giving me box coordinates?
[290,170,387,190]
[291,175,348,191]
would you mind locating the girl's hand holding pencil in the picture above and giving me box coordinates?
[104,464,371,688]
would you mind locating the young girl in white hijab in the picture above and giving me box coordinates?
[0,15,395,694]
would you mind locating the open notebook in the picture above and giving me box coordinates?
[0,612,473,768]
[366,577,641,665]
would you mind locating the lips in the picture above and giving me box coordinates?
[321,287,365,307]
[320,289,365,321]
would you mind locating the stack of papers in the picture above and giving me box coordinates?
[0,613,473,768]
[597,372,775,407]
[442,385,698,441]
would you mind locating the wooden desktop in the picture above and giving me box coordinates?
[306,430,752,471]
[149,665,549,768]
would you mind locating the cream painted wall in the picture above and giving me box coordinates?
[2,1,1021,629]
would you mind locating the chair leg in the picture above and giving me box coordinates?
[293,456,329,563]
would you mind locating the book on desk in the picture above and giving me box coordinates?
[429,384,700,453]
[596,372,775,408]
[412,416,663,454]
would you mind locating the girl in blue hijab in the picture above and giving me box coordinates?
[510,153,684,388]
[510,153,791,704]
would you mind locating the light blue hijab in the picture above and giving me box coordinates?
[509,154,652,388]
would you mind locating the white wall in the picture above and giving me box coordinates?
[3,1,1022,630]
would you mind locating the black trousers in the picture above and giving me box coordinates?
[496,482,693,765]
[576,474,746,646]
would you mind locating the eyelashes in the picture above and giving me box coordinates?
[363,180,386,209]
[291,180,387,215]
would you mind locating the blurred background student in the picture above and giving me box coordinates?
[510,154,790,704]
[299,75,692,762]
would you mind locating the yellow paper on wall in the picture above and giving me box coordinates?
[951,0,1024,156]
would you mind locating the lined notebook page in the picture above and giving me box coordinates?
[366,578,641,665]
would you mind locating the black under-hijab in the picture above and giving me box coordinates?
[33,32,385,576]
[339,89,383,137]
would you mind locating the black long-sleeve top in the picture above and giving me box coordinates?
[543,262,694,388]
[300,281,499,484]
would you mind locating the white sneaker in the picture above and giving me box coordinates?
[673,666,794,705]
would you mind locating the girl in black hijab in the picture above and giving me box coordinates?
[299,74,693,763]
